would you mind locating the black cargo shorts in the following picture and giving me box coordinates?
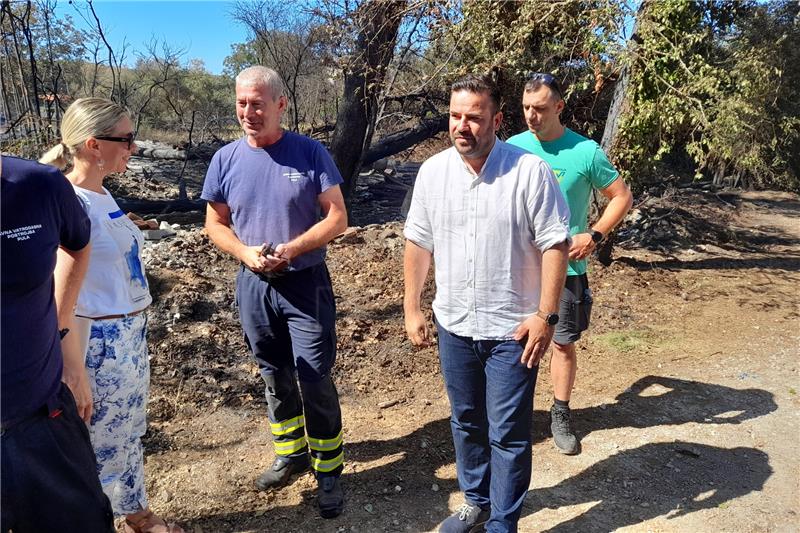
[553,273,593,345]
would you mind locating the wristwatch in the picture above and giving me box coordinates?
[590,229,604,243]
[536,310,559,326]
[59,328,70,339]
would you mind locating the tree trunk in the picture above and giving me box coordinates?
[600,0,648,158]
[595,1,649,264]
[0,40,13,134]
[4,1,35,135]
[21,2,41,123]
[328,0,406,202]
[177,110,195,201]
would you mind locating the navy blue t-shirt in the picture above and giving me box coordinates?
[1,156,91,426]
[201,131,344,271]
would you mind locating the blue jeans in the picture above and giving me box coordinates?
[437,322,538,533]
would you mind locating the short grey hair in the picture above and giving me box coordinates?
[236,66,285,101]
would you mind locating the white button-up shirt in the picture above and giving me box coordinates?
[404,138,571,340]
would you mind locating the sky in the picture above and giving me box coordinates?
[55,1,250,75]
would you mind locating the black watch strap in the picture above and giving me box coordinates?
[59,328,70,339]
[590,230,604,243]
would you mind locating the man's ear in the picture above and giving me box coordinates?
[556,99,565,115]
[493,111,504,131]
[278,95,289,113]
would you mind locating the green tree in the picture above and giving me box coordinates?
[447,0,625,137]
[701,0,799,189]
[612,0,798,191]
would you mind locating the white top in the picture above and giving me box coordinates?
[404,139,571,340]
[72,186,151,317]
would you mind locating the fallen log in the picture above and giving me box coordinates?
[363,114,448,166]
[115,196,205,215]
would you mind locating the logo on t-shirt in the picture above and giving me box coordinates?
[104,209,149,302]
[125,238,148,290]
[553,168,567,182]
[284,171,306,183]
[1,224,42,242]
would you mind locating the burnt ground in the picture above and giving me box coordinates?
[103,152,800,533]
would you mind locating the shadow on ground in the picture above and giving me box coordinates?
[617,254,800,272]
[190,375,775,532]
[523,441,771,533]
[554,375,779,444]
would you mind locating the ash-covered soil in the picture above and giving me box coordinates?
[103,149,799,533]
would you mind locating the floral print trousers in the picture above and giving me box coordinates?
[84,313,150,516]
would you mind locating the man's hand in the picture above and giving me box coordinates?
[405,308,433,347]
[268,242,297,273]
[238,245,270,272]
[568,232,596,260]
[513,314,554,368]
[273,242,297,261]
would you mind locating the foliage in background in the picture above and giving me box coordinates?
[448,0,625,138]
[0,0,237,155]
[611,0,799,191]
[702,0,800,190]
[230,0,340,133]
[1,0,798,193]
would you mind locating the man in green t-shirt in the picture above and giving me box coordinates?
[507,73,633,455]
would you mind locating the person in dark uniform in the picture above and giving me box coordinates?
[202,66,348,518]
[1,155,114,532]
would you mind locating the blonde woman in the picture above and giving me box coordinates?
[42,98,183,533]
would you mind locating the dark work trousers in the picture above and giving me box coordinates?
[436,321,539,533]
[1,382,114,533]
[236,264,344,478]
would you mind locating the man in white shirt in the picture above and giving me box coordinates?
[403,74,571,533]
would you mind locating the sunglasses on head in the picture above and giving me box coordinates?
[95,132,135,149]
[527,72,563,99]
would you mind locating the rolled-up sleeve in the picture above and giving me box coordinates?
[529,162,571,252]
[403,167,434,252]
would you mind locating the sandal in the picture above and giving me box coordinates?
[123,509,185,533]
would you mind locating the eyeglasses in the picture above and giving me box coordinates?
[95,132,135,150]
[526,72,563,100]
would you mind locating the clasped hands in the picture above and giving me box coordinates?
[240,242,293,274]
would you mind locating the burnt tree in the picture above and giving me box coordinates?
[595,1,649,265]
[328,0,406,202]
[600,1,649,158]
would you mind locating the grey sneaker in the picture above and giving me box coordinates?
[317,476,344,518]
[550,405,580,455]
[439,502,490,533]
[254,455,310,490]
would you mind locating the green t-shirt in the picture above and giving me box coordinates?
[506,128,618,276]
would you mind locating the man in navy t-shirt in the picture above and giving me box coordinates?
[1,155,113,532]
[202,66,348,518]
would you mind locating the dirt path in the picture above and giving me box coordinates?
[136,188,799,533]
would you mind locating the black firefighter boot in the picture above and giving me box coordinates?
[255,455,310,490]
[317,475,344,518]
